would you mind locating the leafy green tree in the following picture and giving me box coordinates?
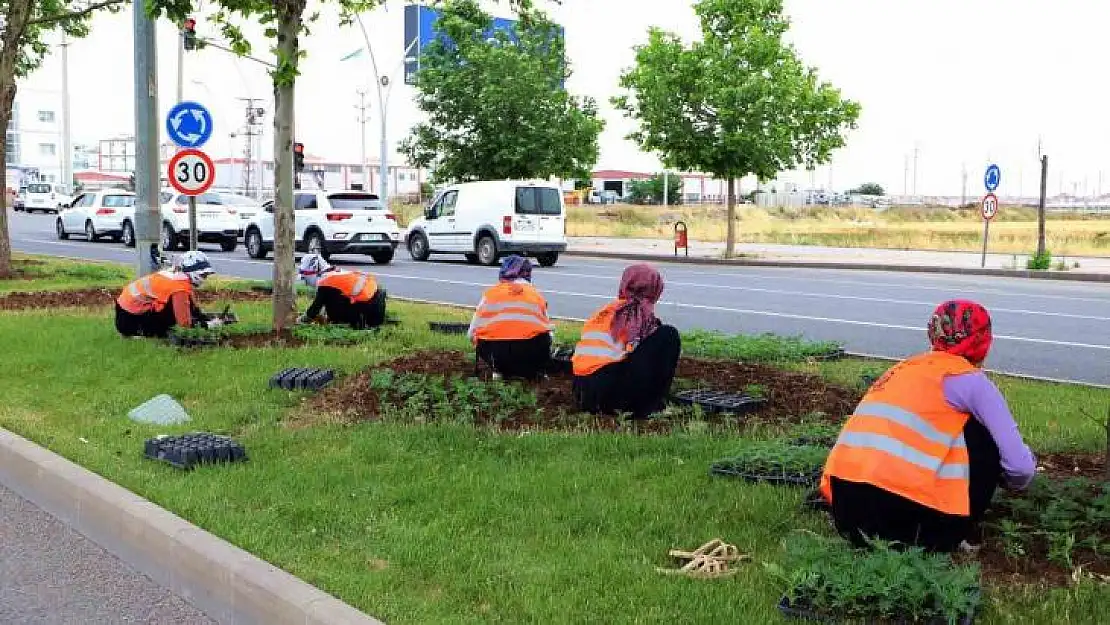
[613,0,860,256]
[0,0,127,278]
[628,173,682,205]
[852,182,884,196]
[400,0,603,183]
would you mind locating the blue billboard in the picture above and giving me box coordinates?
[403,3,563,85]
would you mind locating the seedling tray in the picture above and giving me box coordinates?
[709,462,821,487]
[671,389,767,414]
[802,489,831,513]
[167,334,219,348]
[808,348,846,362]
[548,344,574,374]
[777,589,979,624]
[428,321,470,335]
[790,435,837,448]
[269,367,336,391]
[143,432,247,471]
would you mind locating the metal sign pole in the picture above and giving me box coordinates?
[188,195,198,250]
[980,218,990,268]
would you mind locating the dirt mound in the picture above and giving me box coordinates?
[0,288,272,311]
[303,350,861,432]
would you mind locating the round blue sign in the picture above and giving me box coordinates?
[984,164,1001,192]
[165,101,213,149]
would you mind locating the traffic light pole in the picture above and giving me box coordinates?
[132,0,161,276]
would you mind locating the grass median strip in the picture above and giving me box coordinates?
[3,257,1110,623]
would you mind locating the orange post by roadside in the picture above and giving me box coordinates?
[674,221,688,257]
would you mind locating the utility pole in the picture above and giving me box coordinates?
[355,89,369,191]
[903,154,908,196]
[132,0,160,276]
[233,98,263,197]
[1037,155,1048,257]
[912,145,919,196]
[663,170,669,207]
[961,163,967,207]
[60,35,72,195]
[176,27,184,105]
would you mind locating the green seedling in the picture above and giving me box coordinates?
[713,440,828,481]
[681,329,843,363]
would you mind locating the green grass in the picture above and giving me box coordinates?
[3,258,1110,623]
[4,254,131,292]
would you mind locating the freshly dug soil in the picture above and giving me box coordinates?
[304,350,862,432]
[0,288,272,311]
[171,331,308,350]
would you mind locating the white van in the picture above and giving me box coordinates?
[23,182,73,214]
[406,180,567,267]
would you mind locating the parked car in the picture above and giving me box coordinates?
[216,192,264,238]
[241,190,400,264]
[153,191,241,251]
[55,190,135,242]
[23,182,72,214]
[405,180,566,267]
[5,187,17,210]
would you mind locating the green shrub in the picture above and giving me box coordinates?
[1026,250,1053,270]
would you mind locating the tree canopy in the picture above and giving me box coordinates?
[628,173,682,205]
[852,182,885,196]
[400,0,603,183]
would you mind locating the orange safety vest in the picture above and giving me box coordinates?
[117,270,193,315]
[318,270,377,304]
[572,300,634,376]
[470,281,552,342]
[819,351,977,516]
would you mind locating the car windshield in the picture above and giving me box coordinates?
[27,183,51,194]
[102,195,135,208]
[328,193,384,210]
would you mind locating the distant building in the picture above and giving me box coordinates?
[588,169,730,204]
[6,88,64,190]
[213,155,425,200]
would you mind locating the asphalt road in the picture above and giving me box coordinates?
[0,483,213,624]
[9,209,1110,385]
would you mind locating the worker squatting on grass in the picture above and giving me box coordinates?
[114,251,220,338]
[296,254,388,330]
[819,299,1038,553]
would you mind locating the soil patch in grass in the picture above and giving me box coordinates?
[0,288,272,311]
[172,330,308,349]
[302,350,861,432]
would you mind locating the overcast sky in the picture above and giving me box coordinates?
[19,0,1110,196]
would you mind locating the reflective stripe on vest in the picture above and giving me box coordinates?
[572,301,630,376]
[818,351,977,516]
[319,271,377,303]
[471,283,552,341]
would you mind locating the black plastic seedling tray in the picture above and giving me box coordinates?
[144,432,247,471]
[671,389,767,414]
[167,334,219,348]
[777,589,979,624]
[269,367,336,391]
[790,435,837,448]
[547,345,574,374]
[709,462,821,487]
[428,321,470,335]
[802,489,831,513]
[809,348,846,362]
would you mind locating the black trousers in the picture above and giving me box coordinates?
[476,333,552,380]
[573,325,681,420]
[325,289,387,329]
[830,417,1002,553]
[115,302,178,338]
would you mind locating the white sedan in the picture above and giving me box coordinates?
[56,190,135,243]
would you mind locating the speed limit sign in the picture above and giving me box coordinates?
[167,149,215,196]
[981,193,999,221]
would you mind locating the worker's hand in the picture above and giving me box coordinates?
[206,318,224,329]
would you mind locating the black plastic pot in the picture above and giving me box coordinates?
[709,462,821,487]
[777,588,979,624]
[428,321,470,335]
[269,367,336,391]
[671,389,767,414]
[143,432,248,471]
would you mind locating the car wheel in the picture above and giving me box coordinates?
[305,231,330,260]
[55,218,69,240]
[85,220,99,242]
[245,228,268,259]
[535,252,559,267]
[408,232,431,261]
[465,253,479,264]
[122,221,136,248]
[161,223,178,251]
[370,249,394,265]
[476,235,498,266]
[220,237,237,253]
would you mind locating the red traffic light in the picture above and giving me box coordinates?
[293,143,304,154]
[184,17,196,30]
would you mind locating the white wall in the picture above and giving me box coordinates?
[10,88,63,188]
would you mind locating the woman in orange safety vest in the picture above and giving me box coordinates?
[297,253,387,329]
[115,250,217,338]
[571,263,680,419]
[467,255,553,380]
[819,300,1036,552]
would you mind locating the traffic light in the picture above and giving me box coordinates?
[294,142,305,173]
[182,18,197,51]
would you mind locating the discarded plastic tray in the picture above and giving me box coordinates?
[709,462,821,487]
[143,432,248,471]
[777,588,979,624]
[428,321,469,335]
[269,367,336,391]
[671,389,767,414]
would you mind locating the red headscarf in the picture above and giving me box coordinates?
[928,300,993,365]
[611,264,664,344]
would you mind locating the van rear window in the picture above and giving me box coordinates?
[515,187,562,216]
[27,183,51,194]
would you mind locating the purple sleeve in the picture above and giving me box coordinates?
[944,371,1037,490]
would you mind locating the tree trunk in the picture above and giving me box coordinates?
[0,82,14,278]
[270,8,301,332]
[724,177,736,258]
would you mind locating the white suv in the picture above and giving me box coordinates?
[242,190,400,264]
[55,190,135,242]
[157,191,241,252]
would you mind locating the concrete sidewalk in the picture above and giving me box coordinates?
[566,236,1110,276]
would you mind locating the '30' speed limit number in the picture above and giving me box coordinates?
[167,149,215,196]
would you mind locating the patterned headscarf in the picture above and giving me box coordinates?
[611,264,664,344]
[499,255,533,282]
[928,300,993,365]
